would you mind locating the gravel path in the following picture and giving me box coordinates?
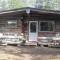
[0,46,60,60]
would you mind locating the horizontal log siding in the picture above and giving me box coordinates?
[55,20,60,32]
[0,19,22,35]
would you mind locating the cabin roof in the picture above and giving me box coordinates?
[0,7,60,15]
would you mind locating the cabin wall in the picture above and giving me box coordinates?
[55,20,60,32]
[0,17,60,41]
[22,16,60,41]
[0,19,22,36]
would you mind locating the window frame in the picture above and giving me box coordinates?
[39,21,55,32]
[7,20,17,28]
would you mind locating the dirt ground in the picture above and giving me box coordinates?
[0,46,60,60]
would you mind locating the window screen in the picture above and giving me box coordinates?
[39,21,54,31]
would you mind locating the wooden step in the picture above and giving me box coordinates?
[25,41,37,46]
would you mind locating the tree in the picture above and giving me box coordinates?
[8,0,26,9]
[35,0,60,10]
[0,0,60,11]
[0,0,26,10]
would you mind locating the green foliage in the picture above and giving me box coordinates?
[41,0,60,10]
[0,0,60,11]
[9,0,26,9]
[0,0,26,10]
[8,0,25,10]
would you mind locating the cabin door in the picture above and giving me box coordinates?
[29,21,38,41]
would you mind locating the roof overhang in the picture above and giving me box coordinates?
[0,7,60,15]
[0,7,60,20]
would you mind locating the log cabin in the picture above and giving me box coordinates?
[0,7,60,46]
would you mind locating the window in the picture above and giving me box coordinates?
[30,22,36,32]
[39,21,55,31]
[7,20,17,28]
